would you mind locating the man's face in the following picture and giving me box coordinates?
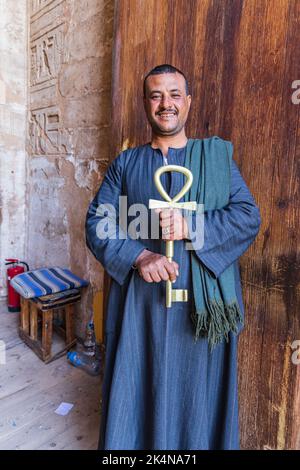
[143,72,191,136]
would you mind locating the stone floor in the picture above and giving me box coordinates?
[0,301,102,450]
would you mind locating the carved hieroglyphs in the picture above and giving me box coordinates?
[27,0,115,338]
[29,0,67,156]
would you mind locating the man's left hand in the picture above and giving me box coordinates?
[155,208,189,241]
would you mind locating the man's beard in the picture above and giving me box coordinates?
[151,121,184,136]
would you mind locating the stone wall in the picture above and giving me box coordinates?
[0,0,28,298]
[27,0,114,338]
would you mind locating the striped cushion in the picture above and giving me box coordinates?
[10,267,89,299]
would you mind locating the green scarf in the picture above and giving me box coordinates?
[184,137,243,349]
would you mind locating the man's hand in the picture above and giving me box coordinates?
[134,249,179,283]
[155,208,189,240]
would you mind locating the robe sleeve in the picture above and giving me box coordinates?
[187,159,261,278]
[85,152,146,285]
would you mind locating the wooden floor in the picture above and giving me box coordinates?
[0,302,102,450]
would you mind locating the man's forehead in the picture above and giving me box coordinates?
[145,72,186,91]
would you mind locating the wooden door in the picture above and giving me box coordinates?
[110,0,300,449]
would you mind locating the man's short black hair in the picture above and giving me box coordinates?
[143,64,189,97]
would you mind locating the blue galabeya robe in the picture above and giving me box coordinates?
[85,137,261,450]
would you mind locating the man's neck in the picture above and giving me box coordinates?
[150,132,188,157]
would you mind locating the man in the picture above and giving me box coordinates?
[85,64,261,450]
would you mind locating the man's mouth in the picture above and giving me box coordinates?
[157,111,177,119]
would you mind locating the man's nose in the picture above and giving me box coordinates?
[160,95,172,108]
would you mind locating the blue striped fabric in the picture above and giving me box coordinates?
[10,267,88,299]
[86,137,261,450]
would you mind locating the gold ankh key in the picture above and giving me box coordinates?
[149,165,197,308]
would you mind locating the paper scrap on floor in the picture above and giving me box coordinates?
[54,402,74,416]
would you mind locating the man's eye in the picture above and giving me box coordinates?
[172,94,180,98]
[151,95,160,99]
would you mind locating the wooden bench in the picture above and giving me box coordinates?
[19,296,78,364]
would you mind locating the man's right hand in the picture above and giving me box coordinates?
[134,249,179,283]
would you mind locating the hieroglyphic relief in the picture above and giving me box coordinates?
[30,24,65,86]
[31,0,56,15]
[29,0,69,157]
[29,106,73,156]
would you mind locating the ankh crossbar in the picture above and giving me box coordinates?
[149,165,197,308]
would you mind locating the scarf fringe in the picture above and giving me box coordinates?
[191,299,243,351]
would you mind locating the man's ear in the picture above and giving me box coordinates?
[143,96,147,110]
[187,95,192,110]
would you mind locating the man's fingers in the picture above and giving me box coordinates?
[164,261,178,281]
[170,260,179,276]
[137,253,179,283]
[162,233,175,241]
[162,228,175,240]
[160,218,174,228]
[141,270,153,283]
[149,270,161,283]
[173,261,179,273]
[159,209,174,220]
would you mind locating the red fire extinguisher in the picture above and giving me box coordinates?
[5,259,29,312]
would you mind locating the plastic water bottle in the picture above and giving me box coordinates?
[67,350,101,376]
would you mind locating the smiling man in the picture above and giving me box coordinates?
[86,64,261,450]
[143,70,191,140]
